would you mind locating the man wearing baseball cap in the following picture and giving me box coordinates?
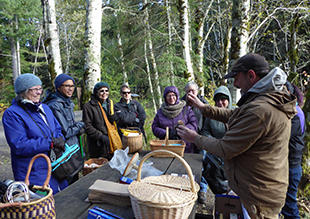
[177,53,297,218]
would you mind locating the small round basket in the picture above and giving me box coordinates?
[83,158,108,176]
[128,150,199,219]
[0,154,55,219]
[122,127,143,153]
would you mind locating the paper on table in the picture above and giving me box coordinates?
[89,180,129,196]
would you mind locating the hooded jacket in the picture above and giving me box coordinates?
[152,86,198,153]
[201,86,232,139]
[195,67,297,208]
[2,98,68,194]
[43,90,84,147]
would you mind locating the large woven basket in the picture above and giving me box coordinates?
[83,157,108,176]
[0,154,55,219]
[150,127,185,157]
[122,127,143,153]
[128,150,199,219]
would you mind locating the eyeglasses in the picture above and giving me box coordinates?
[29,88,43,92]
[99,89,109,93]
[61,84,75,88]
[122,91,131,94]
[166,94,176,98]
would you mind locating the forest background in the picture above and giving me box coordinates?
[0,0,310,215]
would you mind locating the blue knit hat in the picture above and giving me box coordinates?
[54,74,75,90]
[14,73,42,94]
[93,82,110,94]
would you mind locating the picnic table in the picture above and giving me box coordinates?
[54,150,203,219]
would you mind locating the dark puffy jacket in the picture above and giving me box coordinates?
[289,105,305,168]
[181,94,208,134]
[83,94,117,159]
[114,99,146,137]
[152,86,198,153]
[43,90,84,147]
[2,98,68,194]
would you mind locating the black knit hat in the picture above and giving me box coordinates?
[223,53,269,79]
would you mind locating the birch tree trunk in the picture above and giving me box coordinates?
[117,31,128,84]
[15,15,21,76]
[10,38,19,82]
[194,0,214,95]
[165,0,174,85]
[179,0,194,81]
[288,14,300,79]
[228,0,250,104]
[84,0,102,94]
[144,41,157,113]
[41,0,63,78]
[144,0,162,106]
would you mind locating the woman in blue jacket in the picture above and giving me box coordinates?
[2,73,68,195]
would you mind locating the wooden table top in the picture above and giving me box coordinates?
[54,150,203,219]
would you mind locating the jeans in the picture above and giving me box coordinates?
[199,150,208,192]
[281,165,302,219]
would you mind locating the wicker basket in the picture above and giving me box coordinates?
[83,158,108,176]
[150,127,185,157]
[128,150,199,219]
[122,127,143,154]
[0,154,56,219]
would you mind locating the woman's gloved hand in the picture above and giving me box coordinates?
[169,130,179,140]
[52,136,65,151]
[109,113,118,122]
[99,135,110,146]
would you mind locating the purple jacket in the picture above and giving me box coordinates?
[152,86,198,153]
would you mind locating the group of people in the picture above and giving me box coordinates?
[2,74,147,195]
[2,53,305,218]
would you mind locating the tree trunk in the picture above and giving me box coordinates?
[165,0,174,85]
[33,26,43,74]
[10,38,19,82]
[15,15,21,76]
[41,0,63,79]
[288,14,300,82]
[144,41,157,113]
[228,0,250,104]
[144,0,162,106]
[117,31,128,84]
[194,0,214,96]
[84,0,102,101]
[179,0,194,81]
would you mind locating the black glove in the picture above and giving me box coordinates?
[99,135,110,147]
[169,130,179,140]
[78,127,85,136]
[109,113,118,122]
[52,136,65,151]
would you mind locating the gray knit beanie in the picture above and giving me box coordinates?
[14,73,42,94]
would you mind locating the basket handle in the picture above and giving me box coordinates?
[24,153,51,189]
[136,150,197,193]
[0,202,22,209]
[165,127,169,146]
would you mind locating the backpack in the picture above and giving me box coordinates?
[202,152,229,194]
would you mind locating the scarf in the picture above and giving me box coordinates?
[161,100,186,119]
[56,91,71,106]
